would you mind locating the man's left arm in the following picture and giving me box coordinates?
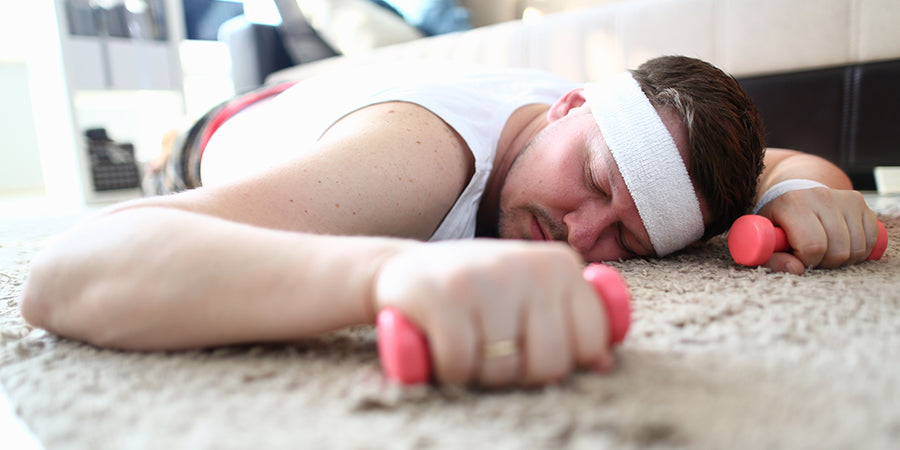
[754,148,881,274]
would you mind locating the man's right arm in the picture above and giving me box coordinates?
[21,205,413,350]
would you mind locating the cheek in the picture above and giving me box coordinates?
[508,132,585,202]
[511,160,562,203]
[538,149,584,197]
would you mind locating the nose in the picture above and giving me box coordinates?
[563,200,617,256]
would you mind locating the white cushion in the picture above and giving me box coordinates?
[293,0,424,55]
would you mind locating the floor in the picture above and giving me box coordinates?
[1,387,42,450]
[1,193,93,450]
[1,191,108,220]
[0,190,898,450]
[865,192,900,210]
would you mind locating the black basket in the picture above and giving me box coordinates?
[86,128,141,191]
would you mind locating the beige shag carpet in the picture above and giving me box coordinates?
[2,200,900,450]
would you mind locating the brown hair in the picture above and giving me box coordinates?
[630,55,766,240]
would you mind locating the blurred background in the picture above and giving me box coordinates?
[0,0,522,208]
[1,0,896,212]
[0,0,281,207]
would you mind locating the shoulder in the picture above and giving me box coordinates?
[194,101,476,240]
[321,101,470,154]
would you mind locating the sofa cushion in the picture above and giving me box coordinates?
[273,0,339,64]
[287,0,425,56]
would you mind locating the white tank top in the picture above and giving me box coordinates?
[205,61,577,240]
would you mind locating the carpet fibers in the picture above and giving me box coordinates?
[2,201,899,449]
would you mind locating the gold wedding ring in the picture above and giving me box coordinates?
[483,339,517,360]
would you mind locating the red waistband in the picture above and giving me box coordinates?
[198,81,300,159]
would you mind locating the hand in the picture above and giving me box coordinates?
[372,240,614,388]
[756,186,880,274]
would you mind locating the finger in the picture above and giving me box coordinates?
[778,215,827,269]
[427,307,479,386]
[566,278,609,370]
[520,291,572,388]
[842,211,870,266]
[477,338,523,389]
[775,203,847,269]
[815,210,852,269]
[763,252,807,275]
[767,199,825,269]
[476,299,524,388]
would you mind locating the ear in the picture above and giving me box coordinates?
[547,88,588,122]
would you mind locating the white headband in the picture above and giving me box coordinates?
[583,72,704,256]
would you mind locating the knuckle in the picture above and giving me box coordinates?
[849,245,868,262]
[441,268,483,306]
[796,241,828,260]
[830,245,852,263]
[847,189,865,203]
[808,185,832,201]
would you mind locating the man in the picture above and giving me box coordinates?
[21,56,880,388]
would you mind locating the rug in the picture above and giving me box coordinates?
[2,201,899,449]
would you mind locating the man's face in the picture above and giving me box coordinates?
[496,104,707,262]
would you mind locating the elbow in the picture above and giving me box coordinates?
[20,251,66,333]
[18,207,169,349]
[21,264,118,349]
[20,283,47,330]
[20,244,101,344]
[20,246,156,351]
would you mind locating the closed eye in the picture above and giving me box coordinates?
[616,222,636,256]
[583,152,607,198]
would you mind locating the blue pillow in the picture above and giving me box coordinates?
[371,0,471,36]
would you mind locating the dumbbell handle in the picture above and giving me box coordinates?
[376,263,632,385]
[728,214,888,266]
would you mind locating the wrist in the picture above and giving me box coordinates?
[362,239,420,324]
[753,179,827,214]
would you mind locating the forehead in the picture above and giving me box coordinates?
[585,106,700,255]
[588,105,694,190]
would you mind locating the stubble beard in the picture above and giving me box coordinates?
[493,132,567,242]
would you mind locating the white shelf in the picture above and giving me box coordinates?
[65,36,179,91]
[51,0,187,204]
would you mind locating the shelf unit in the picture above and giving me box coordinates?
[48,0,187,204]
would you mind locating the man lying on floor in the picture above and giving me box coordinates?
[21,56,881,388]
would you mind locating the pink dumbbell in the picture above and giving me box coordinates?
[728,214,888,267]
[376,263,632,385]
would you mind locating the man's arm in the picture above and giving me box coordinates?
[22,206,611,386]
[22,207,411,350]
[755,148,880,274]
[21,102,471,350]
[20,102,614,387]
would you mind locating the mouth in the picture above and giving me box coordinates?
[530,214,548,241]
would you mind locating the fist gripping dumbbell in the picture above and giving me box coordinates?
[728,214,889,267]
[376,263,632,385]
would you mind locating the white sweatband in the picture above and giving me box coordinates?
[583,73,704,256]
[752,179,827,214]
